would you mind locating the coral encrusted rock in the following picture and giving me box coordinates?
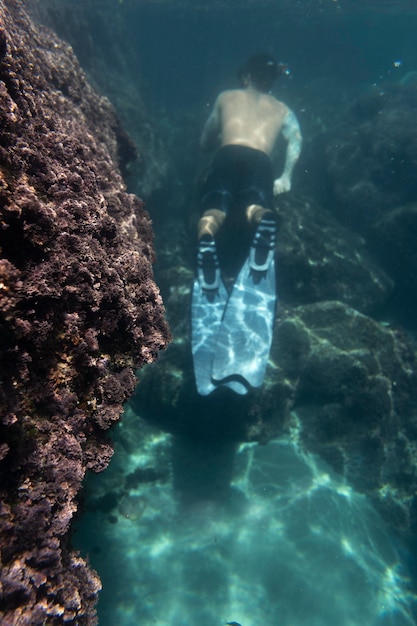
[0,1,170,624]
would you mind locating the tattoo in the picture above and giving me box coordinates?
[282,110,302,176]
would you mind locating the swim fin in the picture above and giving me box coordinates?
[191,236,228,395]
[191,276,228,395]
[211,216,277,392]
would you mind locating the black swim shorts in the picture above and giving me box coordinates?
[200,145,274,215]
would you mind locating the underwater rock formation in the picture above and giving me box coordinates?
[274,301,417,535]
[272,196,393,313]
[324,83,417,325]
[370,202,417,325]
[25,0,174,204]
[326,82,417,229]
[0,1,170,624]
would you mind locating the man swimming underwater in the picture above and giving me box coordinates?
[198,53,301,247]
[191,53,302,396]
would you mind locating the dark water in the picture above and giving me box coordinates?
[133,8,417,109]
[47,1,417,624]
[46,2,417,113]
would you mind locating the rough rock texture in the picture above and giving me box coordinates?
[369,202,417,326]
[274,301,417,536]
[323,83,417,326]
[272,196,393,313]
[26,0,175,204]
[0,1,170,624]
[326,82,417,230]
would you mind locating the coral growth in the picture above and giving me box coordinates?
[0,1,170,623]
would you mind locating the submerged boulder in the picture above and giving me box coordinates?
[274,196,393,313]
[0,1,170,624]
[317,82,417,329]
[325,82,417,230]
[370,202,417,325]
[275,300,417,536]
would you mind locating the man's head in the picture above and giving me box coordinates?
[238,54,281,92]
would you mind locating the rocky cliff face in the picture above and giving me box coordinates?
[0,1,170,623]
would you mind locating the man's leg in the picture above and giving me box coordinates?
[245,203,275,225]
[245,204,277,272]
[197,208,226,240]
[196,209,226,291]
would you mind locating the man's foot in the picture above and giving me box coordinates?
[197,235,221,291]
[249,215,277,273]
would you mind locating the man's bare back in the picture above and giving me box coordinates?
[197,54,302,241]
[208,88,289,156]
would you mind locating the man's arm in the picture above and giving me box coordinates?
[200,97,221,151]
[274,109,302,195]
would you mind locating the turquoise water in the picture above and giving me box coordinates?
[61,1,417,623]
[75,407,417,626]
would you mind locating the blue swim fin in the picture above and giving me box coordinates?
[211,216,277,392]
[191,276,228,395]
[191,236,228,395]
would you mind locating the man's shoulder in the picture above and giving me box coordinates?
[218,88,245,99]
[265,93,288,111]
[213,90,245,112]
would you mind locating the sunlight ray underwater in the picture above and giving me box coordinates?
[74,407,417,626]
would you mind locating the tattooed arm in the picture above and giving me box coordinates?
[274,109,302,195]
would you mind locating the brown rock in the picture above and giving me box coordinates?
[0,1,170,623]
